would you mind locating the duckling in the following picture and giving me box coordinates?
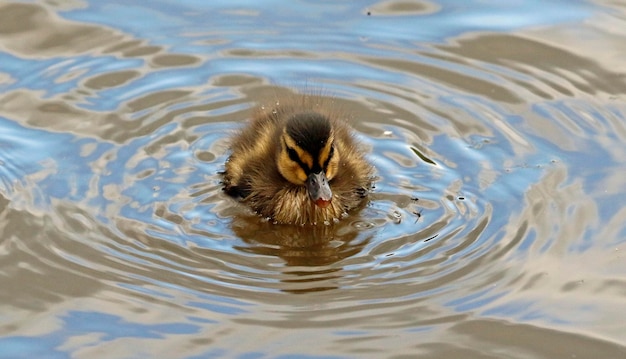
[223,95,373,225]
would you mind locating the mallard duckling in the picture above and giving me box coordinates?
[223,96,373,225]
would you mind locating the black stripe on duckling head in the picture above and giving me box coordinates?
[285,112,332,173]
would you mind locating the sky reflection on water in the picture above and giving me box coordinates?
[1,0,626,358]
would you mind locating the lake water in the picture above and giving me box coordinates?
[1,1,625,358]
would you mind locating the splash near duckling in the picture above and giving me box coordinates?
[223,95,373,225]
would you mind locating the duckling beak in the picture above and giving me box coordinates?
[306,172,332,208]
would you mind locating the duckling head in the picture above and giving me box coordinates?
[277,112,340,208]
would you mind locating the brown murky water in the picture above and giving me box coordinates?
[1,1,625,358]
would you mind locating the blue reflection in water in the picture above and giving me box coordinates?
[0,311,200,359]
[69,311,199,338]
[1,0,625,357]
[0,335,68,359]
[62,0,594,46]
[0,118,97,206]
[16,0,594,98]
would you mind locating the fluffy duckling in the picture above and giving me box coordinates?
[223,96,373,225]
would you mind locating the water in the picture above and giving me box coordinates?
[1,1,626,358]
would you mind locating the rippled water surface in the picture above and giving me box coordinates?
[1,1,626,358]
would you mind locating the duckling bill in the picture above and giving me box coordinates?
[222,96,373,225]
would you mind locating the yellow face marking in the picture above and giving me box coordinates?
[317,133,339,180]
[325,150,339,181]
[317,133,333,168]
[277,150,307,184]
[277,132,310,185]
[283,133,313,170]
[277,129,341,185]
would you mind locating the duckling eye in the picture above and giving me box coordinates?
[287,146,300,163]
[285,144,310,173]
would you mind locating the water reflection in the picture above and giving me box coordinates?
[1,0,626,358]
[234,218,367,263]
[232,219,372,293]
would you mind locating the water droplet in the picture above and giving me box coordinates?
[353,221,374,229]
